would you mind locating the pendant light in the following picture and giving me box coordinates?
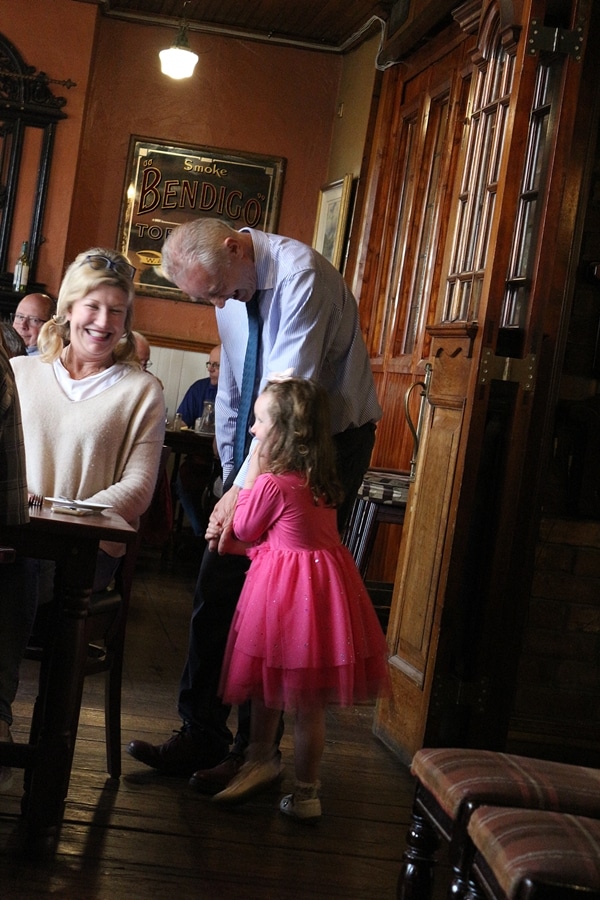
[159,2,198,80]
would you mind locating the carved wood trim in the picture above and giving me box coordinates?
[453,0,482,35]
[142,332,216,354]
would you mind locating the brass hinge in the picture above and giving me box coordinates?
[527,18,585,60]
[431,675,490,715]
[479,349,537,390]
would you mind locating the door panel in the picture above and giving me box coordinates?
[395,405,462,679]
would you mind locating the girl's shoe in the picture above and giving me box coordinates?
[279,792,322,822]
[212,755,283,805]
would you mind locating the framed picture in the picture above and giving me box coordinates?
[117,136,286,302]
[312,174,353,271]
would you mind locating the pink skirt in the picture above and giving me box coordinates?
[219,544,391,710]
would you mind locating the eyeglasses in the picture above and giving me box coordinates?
[82,254,136,281]
[11,313,48,328]
[206,362,220,370]
[142,360,153,370]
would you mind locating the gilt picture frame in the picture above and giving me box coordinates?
[117,136,286,302]
[312,174,353,271]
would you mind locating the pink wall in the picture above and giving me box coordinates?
[2,4,341,348]
[1,0,97,292]
[74,19,341,346]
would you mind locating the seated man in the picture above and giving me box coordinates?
[11,293,55,356]
[175,345,221,538]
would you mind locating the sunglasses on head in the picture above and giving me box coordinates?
[82,254,136,281]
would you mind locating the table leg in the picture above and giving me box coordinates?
[22,541,97,853]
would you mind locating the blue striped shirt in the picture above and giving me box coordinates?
[215,229,382,479]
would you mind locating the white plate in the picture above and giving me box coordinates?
[45,498,113,511]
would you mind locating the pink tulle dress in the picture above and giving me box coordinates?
[219,472,391,711]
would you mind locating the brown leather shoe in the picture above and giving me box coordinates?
[126,728,225,777]
[189,752,244,795]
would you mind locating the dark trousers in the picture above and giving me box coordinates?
[177,421,376,755]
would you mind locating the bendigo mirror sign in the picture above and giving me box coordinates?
[118,136,286,301]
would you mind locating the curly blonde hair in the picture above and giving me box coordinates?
[260,377,344,508]
[37,248,138,365]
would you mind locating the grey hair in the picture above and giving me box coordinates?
[161,219,237,285]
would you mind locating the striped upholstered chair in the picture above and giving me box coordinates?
[465,806,600,899]
[397,747,600,899]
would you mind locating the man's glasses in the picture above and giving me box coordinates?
[11,313,48,328]
[82,254,136,281]
[206,362,220,370]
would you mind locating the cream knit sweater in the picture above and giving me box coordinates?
[12,356,165,556]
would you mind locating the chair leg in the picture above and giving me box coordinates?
[104,637,125,779]
[397,807,440,900]
[462,883,487,900]
[22,689,43,815]
[448,807,479,899]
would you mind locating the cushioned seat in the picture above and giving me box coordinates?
[397,747,600,899]
[466,806,600,899]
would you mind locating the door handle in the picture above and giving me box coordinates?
[404,363,432,481]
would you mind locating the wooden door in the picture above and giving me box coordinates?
[358,0,596,762]
[346,11,477,586]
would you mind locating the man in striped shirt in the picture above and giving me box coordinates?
[127,218,382,789]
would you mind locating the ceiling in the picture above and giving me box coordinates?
[91,0,396,53]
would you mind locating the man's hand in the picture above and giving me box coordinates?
[205,484,240,553]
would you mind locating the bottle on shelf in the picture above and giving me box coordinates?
[12,241,30,292]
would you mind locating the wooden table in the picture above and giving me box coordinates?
[0,504,135,855]
[164,426,215,481]
[164,427,216,532]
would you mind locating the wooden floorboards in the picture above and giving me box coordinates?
[0,546,452,899]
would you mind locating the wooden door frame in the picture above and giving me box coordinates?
[370,0,597,760]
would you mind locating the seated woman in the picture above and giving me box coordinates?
[0,248,165,750]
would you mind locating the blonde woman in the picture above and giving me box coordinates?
[1,249,165,747]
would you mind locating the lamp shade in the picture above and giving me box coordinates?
[159,45,199,79]
[159,23,198,79]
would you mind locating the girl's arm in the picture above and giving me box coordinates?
[243,439,262,490]
[233,474,285,544]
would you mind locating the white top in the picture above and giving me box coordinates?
[53,357,128,401]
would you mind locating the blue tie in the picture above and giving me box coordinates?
[233,293,260,472]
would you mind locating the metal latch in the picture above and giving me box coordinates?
[527,18,584,60]
[479,349,537,391]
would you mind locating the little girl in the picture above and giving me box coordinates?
[213,376,390,821]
